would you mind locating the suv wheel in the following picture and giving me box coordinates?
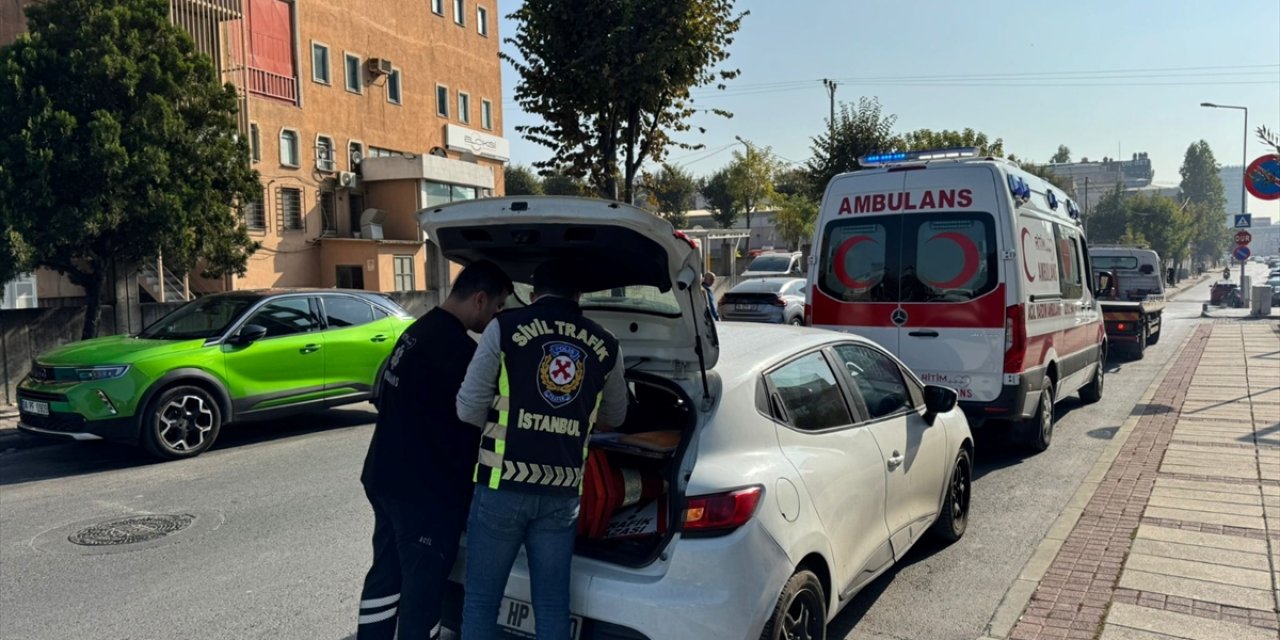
[142,385,222,460]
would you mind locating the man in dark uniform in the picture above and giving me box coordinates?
[456,259,628,640]
[357,260,513,640]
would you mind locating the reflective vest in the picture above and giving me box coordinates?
[474,297,619,496]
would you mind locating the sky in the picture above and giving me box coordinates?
[495,0,1280,220]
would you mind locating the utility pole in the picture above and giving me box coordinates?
[822,79,838,134]
[1083,176,1090,234]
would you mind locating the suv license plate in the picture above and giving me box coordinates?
[498,597,581,639]
[20,399,49,416]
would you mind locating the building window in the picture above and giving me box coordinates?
[279,129,299,167]
[336,265,364,289]
[280,187,303,230]
[348,141,364,170]
[344,53,362,93]
[431,0,444,15]
[480,100,493,130]
[477,6,488,36]
[458,92,470,124]
[311,42,330,84]
[436,85,449,117]
[393,256,415,291]
[320,190,337,235]
[247,0,298,103]
[244,198,266,230]
[453,0,465,25]
[368,146,405,158]
[387,68,402,105]
[316,135,335,172]
[249,122,261,162]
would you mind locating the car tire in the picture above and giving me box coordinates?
[1079,349,1105,404]
[1019,381,1055,453]
[141,385,222,460]
[931,448,972,543]
[1146,325,1161,346]
[789,317,803,326]
[760,569,826,640]
[1133,325,1147,359]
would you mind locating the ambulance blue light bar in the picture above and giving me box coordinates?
[859,147,980,167]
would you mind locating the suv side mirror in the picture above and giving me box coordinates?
[923,384,958,424]
[229,324,268,346]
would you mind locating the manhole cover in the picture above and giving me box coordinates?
[68,514,195,546]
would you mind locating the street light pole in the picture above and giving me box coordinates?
[1200,102,1249,288]
[734,135,754,256]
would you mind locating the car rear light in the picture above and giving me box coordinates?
[1116,322,1127,331]
[772,296,786,307]
[683,486,763,536]
[1003,304,1026,373]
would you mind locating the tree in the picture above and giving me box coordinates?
[772,192,819,250]
[504,164,543,196]
[700,168,738,229]
[1086,186,1133,244]
[504,0,745,203]
[1179,141,1228,267]
[803,97,898,200]
[643,163,698,229]
[1090,189,1191,272]
[1020,162,1078,199]
[727,144,784,253]
[0,0,260,338]
[542,168,589,196]
[898,128,1005,158]
[1050,145,1071,164]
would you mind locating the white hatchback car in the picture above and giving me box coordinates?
[421,197,974,640]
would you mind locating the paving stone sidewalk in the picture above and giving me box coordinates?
[1003,321,1280,640]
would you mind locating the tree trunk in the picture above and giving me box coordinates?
[80,267,108,340]
[743,210,752,255]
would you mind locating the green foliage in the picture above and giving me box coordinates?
[642,163,698,229]
[504,0,745,203]
[700,168,738,229]
[1178,141,1226,212]
[1050,145,1071,164]
[542,168,589,196]
[803,97,898,199]
[772,192,819,250]
[0,0,259,337]
[504,164,544,196]
[1089,189,1191,268]
[726,143,784,251]
[1187,202,1228,266]
[898,128,1004,158]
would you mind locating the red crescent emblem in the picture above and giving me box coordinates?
[834,235,878,289]
[921,232,981,289]
[1020,228,1035,282]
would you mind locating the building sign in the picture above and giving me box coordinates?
[445,124,510,162]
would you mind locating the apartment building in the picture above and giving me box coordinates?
[4,0,507,303]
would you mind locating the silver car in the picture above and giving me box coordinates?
[420,197,974,640]
[719,277,807,325]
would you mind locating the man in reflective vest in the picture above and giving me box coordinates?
[456,259,627,640]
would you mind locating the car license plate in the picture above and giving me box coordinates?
[499,597,581,639]
[734,303,757,312]
[20,399,49,416]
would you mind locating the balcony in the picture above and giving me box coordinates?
[248,66,297,104]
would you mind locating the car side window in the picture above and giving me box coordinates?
[323,295,375,328]
[833,344,911,419]
[765,352,854,431]
[245,298,321,338]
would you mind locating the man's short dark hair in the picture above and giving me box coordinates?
[532,259,582,299]
[450,260,513,300]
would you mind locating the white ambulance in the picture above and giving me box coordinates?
[805,147,1106,452]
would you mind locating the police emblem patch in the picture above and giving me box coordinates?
[539,341,586,408]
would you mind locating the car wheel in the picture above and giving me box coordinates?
[931,448,972,543]
[141,385,222,460]
[760,570,826,640]
[1020,381,1054,453]
[1080,349,1105,404]
[789,317,803,326]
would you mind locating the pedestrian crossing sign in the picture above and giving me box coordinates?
[1234,214,1252,228]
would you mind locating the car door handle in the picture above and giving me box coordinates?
[908,330,939,338]
[887,451,904,470]
[370,334,389,343]
[301,344,321,354]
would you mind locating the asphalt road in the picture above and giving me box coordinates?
[0,269,1260,640]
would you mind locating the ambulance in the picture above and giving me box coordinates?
[805,147,1106,452]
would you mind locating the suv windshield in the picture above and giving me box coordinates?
[138,296,258,340]
[747,255,793,272]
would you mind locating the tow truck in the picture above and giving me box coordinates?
[1093,267,1165,359]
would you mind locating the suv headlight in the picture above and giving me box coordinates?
[74,365,130,381]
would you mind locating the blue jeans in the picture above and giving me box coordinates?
[461,485,580,640]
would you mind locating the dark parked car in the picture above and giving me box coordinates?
[1210,282,1241,307]
[718,277,806,325]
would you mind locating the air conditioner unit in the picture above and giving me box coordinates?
[337,171,359,189]
[368,58,393,76]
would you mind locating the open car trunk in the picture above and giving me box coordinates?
[573,371,696,567]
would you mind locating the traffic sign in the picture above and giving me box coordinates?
[1244,155,1280,201]
[1235,231,1252,245]
[1234,214,1252,229]
[1232,245,1251,262]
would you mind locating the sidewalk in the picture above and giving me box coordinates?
[986,320,1280,640]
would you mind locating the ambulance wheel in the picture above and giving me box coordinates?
[1020,382,1055,453]
[760,569,826,640]
[1080,351,1105,405]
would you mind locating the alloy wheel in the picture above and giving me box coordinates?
[157,395,215,452]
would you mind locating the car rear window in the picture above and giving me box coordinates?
[819,212,997,303]
[1092,256,1139,270]
[747,255,793,272]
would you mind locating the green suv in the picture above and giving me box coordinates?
[17,290,414,459]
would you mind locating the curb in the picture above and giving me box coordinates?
[981,323,1203,640]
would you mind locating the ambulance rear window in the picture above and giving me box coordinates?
[818,219,897,303]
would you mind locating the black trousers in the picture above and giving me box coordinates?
[358,489,470,640]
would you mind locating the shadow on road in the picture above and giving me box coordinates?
[0,406,376,486]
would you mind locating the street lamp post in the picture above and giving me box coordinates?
[1200,102,1248,288]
